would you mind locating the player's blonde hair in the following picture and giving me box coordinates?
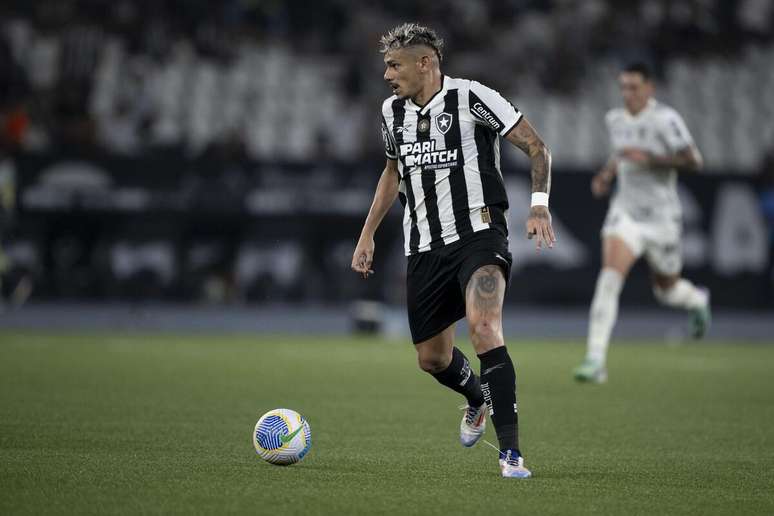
[379,22,444,62]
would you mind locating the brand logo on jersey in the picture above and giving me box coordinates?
[418,119,431,132]
[435,113,453,134]
[472,102,501,131]
[399,140,459,169]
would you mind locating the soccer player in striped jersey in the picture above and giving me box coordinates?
[351,23,555,479]
[573,63,711,384]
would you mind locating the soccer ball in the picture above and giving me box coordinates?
[253,408,312,465]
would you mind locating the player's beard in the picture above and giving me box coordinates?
[391,80,416,100]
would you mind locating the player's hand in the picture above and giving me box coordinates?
[525,206,555,251]
[591,171,613,198]
[351,236,375,279]
[619,148,652,165]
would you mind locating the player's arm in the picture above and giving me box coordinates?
[620,110,703,172]
[351,159,400,278]
[505,118,556,249]
[649,145,703,171]
[591,154,618,198]
[619,145,703,172]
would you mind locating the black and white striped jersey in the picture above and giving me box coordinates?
[381,76,522,256]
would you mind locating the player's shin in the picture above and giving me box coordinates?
[478,346,519,453]
[586,268,623,365]
[431,347,485,407]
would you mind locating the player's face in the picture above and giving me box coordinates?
[619,72,653,114]
[383,49,423,99]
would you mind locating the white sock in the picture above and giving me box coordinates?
[653,279,708,310]
[586,268,623,366]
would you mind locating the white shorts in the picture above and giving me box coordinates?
[601,205,682,275]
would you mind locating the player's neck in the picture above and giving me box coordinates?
[412,71,443,107]
[626,98,653,116]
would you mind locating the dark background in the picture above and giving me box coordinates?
[1,0,773,310]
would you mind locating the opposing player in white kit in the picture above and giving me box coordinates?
[574,63,711,383]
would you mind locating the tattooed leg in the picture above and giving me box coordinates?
[466,264,506,353]
[466,264,521,454]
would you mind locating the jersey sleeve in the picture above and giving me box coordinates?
[658,108,695,153]
[381,116,398,160]
[468,81,522,137]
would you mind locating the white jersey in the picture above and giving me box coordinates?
[606,98,695,222]
[381,76,522,255]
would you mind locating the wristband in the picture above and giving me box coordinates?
[531,192,549,207]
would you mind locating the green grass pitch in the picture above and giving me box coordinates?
[1,331,773,515]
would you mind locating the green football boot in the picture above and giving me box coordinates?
[690,287,711,339]
[573,359,607,384]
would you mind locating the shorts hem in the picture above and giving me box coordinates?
[601,228,644,258]
[410,316,464,345]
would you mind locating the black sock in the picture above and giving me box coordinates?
[431,347,485,408]
[478,346,519,453]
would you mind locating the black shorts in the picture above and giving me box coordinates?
[406,228,512,344]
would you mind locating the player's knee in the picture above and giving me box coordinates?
[417,353,450,374]
[469,317,501,345]
[652,275,678,292]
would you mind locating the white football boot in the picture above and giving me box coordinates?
[459,404,487,447]
[499,449,532,478]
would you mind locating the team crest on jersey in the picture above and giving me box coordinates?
[435,113,453,135]
[418,119,431,132]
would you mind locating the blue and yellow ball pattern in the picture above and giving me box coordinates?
[253,408,311,465]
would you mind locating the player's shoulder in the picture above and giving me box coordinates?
[651,100,684,121]
[446,76,474,91]
[605,107,627,125]
[463,77,503,96]
[381,95,400,117]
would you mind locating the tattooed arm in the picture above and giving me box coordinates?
[506,117,552,195]
[505,118,556,249]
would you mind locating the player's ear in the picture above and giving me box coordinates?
[418,54,430,71]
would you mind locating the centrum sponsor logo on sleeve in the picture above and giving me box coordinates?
[399,140,459,170]
[472,102,501,131]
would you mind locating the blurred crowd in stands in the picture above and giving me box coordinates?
[1,0,773,306]
[1,0,773,168]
